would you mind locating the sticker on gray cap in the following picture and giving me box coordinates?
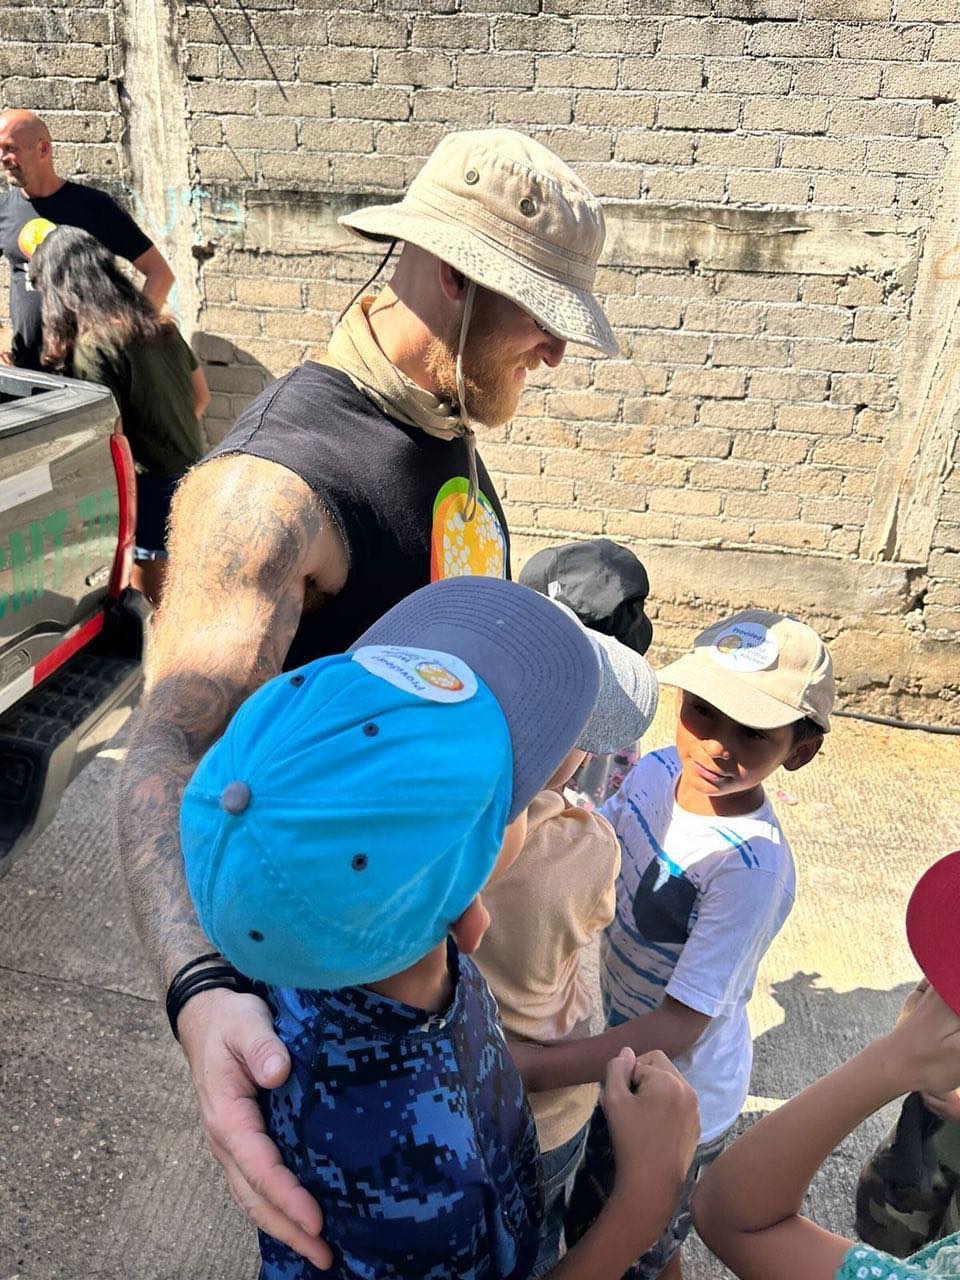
[351,646,478,704]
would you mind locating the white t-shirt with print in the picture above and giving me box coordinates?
[599,746,796,1142]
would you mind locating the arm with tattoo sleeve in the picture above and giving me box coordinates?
[117,454,344,1269]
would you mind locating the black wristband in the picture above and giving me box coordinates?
[165,952,254,1041]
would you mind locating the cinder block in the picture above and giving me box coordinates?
[765,304,849,340]
[803,495,870,524]
[660,18,746,56]
[836,22,931,61]
[776,404,856,434]
[328,153,406,187]
[330,13,406,45]
[725,490,800,519]
[748,21,834,57]
[620,56,702,92]
[257,13,328,44]
[374,122,444,156]
[715,273,799,303]
[605,510,676,540]
[727,170,810,205]
[535,125,610,161]
[494,15,573,50]
[699,400,775,430]
[751,520,829,550]
[750,369,830,400]
[830,373,896,408]
[689,459,765,489]
[574,18,658,53]
[684,301,764,335]
[378,51,455,87]
[300,119,374,151]
[189,82,257,113]
[649,487,723,516]
[223,117,297,150]
[670,367,746,398]
[299,49,374,82]
[657,93,740,131]
[865,138,946,175]
[603,298,683,330]
[885,62,960,99]
[412,89,492,125]
[623,396,698,427]
[696,133,778,168]
[221,47,297,78]
[712,336,791,366]
[617,456,690,486]
[332,85,410,120]
[644,169,726,202]
[704,57,792,96]
[792,62,883,98]
[536,55,617,89]
[458,52,534,87]
[780,136,865,170]
[813,173,898,207]
[543,449,616,482]
[742,96,830,133]
[811,436,886,465]
[235,278,303,308]
[767,466,842,495]
[657,427,732,457]
[830,100,917,136]
[731,429,816,472]
[411,15,490,48]
[508,475,576,505]
[575,91,655,127]
[616,131,695,164]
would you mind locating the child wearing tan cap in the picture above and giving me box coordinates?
[522,610,834,1280]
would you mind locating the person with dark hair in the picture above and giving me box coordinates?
[560,611,834,1280]
[29,225,209,606]
[0,108,173,370]
[520,539,654,809]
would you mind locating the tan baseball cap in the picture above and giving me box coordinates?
[338,128,617,356]
[658,610,834,732]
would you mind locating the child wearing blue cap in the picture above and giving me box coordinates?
[180,576,698,1280]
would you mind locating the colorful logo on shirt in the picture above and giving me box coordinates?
[430,477,507,582]
[352,646,478,704]
[17,217,57,260]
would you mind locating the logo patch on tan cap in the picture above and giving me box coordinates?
[709,622,779,673]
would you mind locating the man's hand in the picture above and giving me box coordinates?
[177,986,333,1271]
[603,1048,700,1211]
[1,349,13,365]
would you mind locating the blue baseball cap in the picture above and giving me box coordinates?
[181,577,599,989]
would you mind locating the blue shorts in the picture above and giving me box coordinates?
[135,472,183,561]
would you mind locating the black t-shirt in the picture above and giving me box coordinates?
[0,181,153,369]
[205,363,511,668]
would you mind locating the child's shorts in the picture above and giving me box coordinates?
[564,1103,728,1279]
[134,471,183,562]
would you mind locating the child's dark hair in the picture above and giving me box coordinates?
[28,225,173,372]
[792,716,823,744]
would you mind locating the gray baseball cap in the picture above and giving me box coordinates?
[552,602,660,753]
[351,576,601,819]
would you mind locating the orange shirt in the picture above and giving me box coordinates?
[476,789,620,1152]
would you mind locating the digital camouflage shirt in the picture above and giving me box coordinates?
[259,944,543,1280]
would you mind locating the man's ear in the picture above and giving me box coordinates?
[782,734,823,772]
[450,894,490,955]
[437,259,467,303]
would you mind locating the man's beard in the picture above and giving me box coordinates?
[424,294,537,427]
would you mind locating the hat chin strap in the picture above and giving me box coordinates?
[455,279,480,524]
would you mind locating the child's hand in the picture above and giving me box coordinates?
[887,982,960,1098]
[602,1047,700,1209]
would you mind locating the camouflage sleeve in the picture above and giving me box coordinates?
[855,1093,960,1258]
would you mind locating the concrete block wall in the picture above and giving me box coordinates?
[2,0,958,722]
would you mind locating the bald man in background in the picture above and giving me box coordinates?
[0,108,174,369]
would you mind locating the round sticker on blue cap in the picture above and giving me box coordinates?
[708,622,779,672]
[351,646,478,704]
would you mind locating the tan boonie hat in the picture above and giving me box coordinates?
[338,128,617,356]
[658,610,834,733]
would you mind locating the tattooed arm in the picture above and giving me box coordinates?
[117,455,346,1270]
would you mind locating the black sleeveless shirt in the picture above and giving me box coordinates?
[205,362,511,669]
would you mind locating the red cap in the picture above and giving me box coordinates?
[906,850,960,1016]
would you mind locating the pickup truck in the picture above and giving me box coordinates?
[0,366,146,873]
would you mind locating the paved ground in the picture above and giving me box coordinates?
[2,690,959,1279]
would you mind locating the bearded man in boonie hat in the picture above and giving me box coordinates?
[118,127,618,1272]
